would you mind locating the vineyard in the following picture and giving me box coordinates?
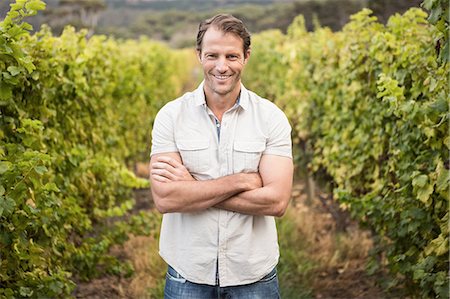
[244,6,449,298]
[0,0,449,298]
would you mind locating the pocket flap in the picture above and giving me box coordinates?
[234,140,266,152]
[177,139,209,151]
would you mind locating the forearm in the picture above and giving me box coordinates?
[151,173,255,213]
[214,184,291,217]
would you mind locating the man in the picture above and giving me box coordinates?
[150,14,293,299]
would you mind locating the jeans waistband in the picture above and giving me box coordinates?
[168,265,185,279]
[168,264,277,285]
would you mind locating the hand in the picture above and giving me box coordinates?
[242,172,263,191]
[150,156,195,183]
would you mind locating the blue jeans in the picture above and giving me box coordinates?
[164,265,280,299]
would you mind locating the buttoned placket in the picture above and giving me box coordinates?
[205,102,240,286]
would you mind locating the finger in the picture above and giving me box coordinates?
[157,168,186,181]
[151,169,178,181]
[152,161,176,171]
[152,163,182,179]
[156,156,183,169]
[151,174,171,183]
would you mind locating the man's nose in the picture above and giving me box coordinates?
[215,58,229,73]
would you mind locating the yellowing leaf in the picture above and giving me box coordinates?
[444,136,450,150]
[424,234,449,257]
[412,174,428,188]
[417,183,435,205]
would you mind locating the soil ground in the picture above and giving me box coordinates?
[74,177,390,299]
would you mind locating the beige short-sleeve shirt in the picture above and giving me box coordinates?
[151,82,292,287]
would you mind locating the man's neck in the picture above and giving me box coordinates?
[204,88,241,122]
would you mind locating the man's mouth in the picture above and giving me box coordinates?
[213,74,232,80]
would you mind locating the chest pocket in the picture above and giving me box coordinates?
[233,140,266,173]
[177,139,210,174]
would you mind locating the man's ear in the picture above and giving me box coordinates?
[197,50,202,63]
[243,48,251,64]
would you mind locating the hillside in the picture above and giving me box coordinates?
[0,0,422,48]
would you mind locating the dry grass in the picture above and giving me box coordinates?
[123,235,166,299]
[278,182,382,298]
[74,217,165,298]
[287,183,373,265]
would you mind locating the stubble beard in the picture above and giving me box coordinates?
[206,72,241,96]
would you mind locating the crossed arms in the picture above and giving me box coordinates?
[150,152,293,217]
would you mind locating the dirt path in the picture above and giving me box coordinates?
[284,183,388,299]
[75,181,389,299]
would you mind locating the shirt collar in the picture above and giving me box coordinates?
[238,84,249,110]
[193,81,249,111]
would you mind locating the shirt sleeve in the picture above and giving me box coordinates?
[150,103,179,157]
[263,106,293,159]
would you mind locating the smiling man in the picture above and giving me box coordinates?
[150,14,293,299]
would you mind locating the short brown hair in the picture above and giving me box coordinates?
[196,14,251,57]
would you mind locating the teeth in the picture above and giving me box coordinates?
[215,75,229,79]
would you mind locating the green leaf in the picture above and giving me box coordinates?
[420,0,434,10]
[43,182,60,192]
[412,174,428,188]
[439,39,449,64]
[0,196,16,216]
[20,22,33,31]
[19,286,33,297]
[0,83,12,101]
[413,269,426,280]
[428,4,442,24]
[7,25,24,39]
[429,77,438,92]
[19,56,35,73]
[49,281,63,294]
[34,165,47,175]
[2,289,14,297]
[25,0,46,12]
[0,185,4,196]
[7,66,21,76]
[31,71,39,80]
[417,183,434,205]
[429,96,448,113]
[0,161,12,174]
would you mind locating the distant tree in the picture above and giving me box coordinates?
[0,1,13,20]
[289,0,364,31]
[1,0,426,42]
[368,0,422,23]
[44,0,106,36]
[286,0,423,31]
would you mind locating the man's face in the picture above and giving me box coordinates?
[198,27,250,98]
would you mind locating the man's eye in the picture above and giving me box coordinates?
[206,54,217,59]
[228,55,239,60]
